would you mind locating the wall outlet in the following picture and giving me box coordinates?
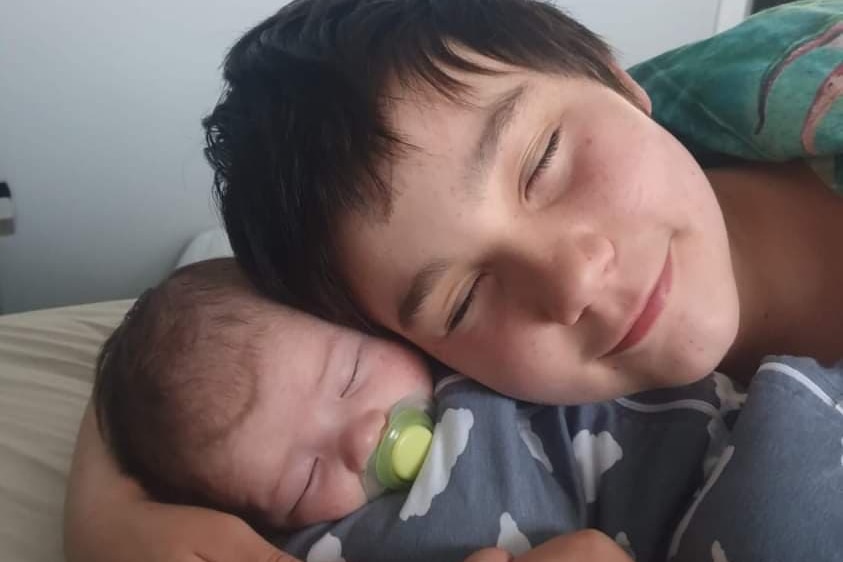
[0,182,14,236]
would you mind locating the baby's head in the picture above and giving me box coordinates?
[205,0,739,405]
[94,258,433,528]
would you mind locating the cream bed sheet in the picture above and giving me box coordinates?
[0,300,131,562]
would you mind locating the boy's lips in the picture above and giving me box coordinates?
[608,250,673,356]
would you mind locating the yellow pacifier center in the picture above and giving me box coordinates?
[391,425,433,481]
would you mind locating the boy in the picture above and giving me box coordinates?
[94,258,733,562]
[204,0,843,559]
[206,0,843,403]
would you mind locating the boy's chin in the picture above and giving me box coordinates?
[669,306,740,387]
[665,342,735,389]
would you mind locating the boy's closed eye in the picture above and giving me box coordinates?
[524,127,561,200]
[445,126,562,334]
[446,275,485,334]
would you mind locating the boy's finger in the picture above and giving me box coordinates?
[515,530,633,562]
[463,547,514,562]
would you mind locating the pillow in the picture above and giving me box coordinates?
[0,300,130,562]
[175,227,233,269]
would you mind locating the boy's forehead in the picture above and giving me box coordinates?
[382,67,543,188]
[383,76,537,179]
[385,49,535,119]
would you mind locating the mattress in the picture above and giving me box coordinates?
[0,300,131,562]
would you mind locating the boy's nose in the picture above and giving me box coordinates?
[340,409,386,473]
[540,233,614,325]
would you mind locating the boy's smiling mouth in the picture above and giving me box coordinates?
[608,247,673,357]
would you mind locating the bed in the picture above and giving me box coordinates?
[0,300,131,561]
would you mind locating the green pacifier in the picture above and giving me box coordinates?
[361,396,434,500]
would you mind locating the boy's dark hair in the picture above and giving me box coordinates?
[93,258,266,521]
[204,0,628,327]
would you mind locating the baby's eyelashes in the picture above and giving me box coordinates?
[289,458,318,521]
[341,355,360,397]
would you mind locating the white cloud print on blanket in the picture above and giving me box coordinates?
[572,430,623,503]
[517,407,553,473]
[399,408,475,521]
[711,541,731,562]
[497,512,532,556]
[712,372,746,414]
[306,533,345,562]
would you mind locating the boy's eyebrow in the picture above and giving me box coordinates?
[466,82,528,198]
[398,259,450,329]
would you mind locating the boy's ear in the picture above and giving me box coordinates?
[611,63,652,115]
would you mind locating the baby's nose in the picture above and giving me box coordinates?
[340,409,386,473]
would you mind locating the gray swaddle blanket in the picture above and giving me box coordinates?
[276,358,843,562]
[276,370,741,561]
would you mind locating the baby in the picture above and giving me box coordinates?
[94,258,730,562]
[93,258,435,530]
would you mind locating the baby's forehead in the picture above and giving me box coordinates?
[250,307,348,381]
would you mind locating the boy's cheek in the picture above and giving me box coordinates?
[444,329,561,403]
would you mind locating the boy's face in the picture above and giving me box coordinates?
[335,56,740,405]
[213,307,432,528]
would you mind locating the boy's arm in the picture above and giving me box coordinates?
[63,402,297,562]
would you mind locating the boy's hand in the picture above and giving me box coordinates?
[461,530,633,562]
[67,496,298,562]
[514,530,635,562]
[122,501,297,562]
[464,547,515,562]
[64,405,298,562]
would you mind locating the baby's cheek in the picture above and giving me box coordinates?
[306,475,369,526]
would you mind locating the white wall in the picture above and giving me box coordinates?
[0,0,287,313]
[0,0,743,314]
[560,0,746,67]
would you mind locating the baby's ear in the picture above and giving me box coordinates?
[611,63,652,115]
